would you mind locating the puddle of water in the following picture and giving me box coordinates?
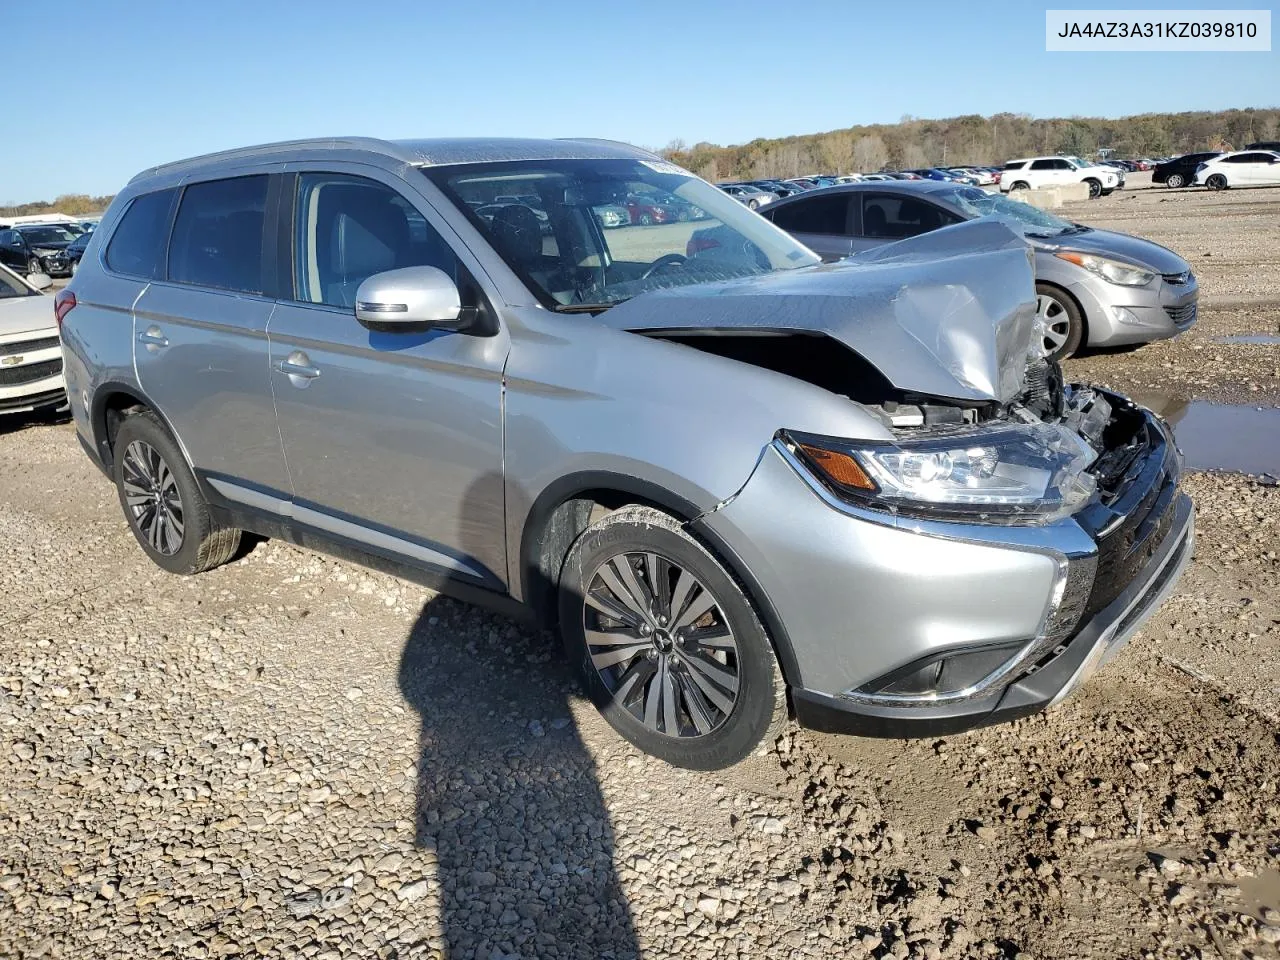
[1128,392,1280,476]
[1213,334,1280,346]
[1238,868,1280,919]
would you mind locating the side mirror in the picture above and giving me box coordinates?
[353,266,469,333]
[27,272,52,291]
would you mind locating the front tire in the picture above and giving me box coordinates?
[1084,178,1102,199]
[1010,181,1030,191]
[1165,173,1185,188]
[26,257,41,276]
[1034,283,1084,360]
[113,410,241,575]
[559,505,787,770]
[1206,174,1228,191]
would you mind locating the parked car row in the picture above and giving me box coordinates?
[39,136,1193,771]
[1150,149,1280,189]
[718,167,1005,205]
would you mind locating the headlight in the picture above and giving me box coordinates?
[784,423,1098,524]
[1054,251,1155,286]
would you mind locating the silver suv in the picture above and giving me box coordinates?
[60,138,1193,769]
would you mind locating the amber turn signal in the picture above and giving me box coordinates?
[796,442,876,491]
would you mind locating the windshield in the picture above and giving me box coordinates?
[937,186,1077,237]
[18,226,75,245]
[0,264,36,298]
[427,159,819,309]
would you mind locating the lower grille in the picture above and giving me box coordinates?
[0,336,60,357]
[1164,302,1197,325]
[0,387,65,412]
[0,358,62,387]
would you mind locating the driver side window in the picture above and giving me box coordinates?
[293,173,460,309]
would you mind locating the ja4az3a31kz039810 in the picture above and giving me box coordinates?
[61,136,1193,769]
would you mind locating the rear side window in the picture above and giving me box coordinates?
[1003,161,1026,170]
[168,176,268,293]
[104,188,177,279]
[768,194,850,235]
[861,195,959,240]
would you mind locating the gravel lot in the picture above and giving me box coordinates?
[2,177,1278,960]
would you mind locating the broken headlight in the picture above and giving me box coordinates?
[786,422,1099,524]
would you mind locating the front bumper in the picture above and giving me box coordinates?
[0,329,66,414]
[700,397,1192,738]
[1072,270,1199,348]
[793,492,1192,737]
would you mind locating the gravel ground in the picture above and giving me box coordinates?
[2,180,1278,960]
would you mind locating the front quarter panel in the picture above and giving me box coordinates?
[503,307,892,596]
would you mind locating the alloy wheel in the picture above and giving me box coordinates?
[582,551,740,739]
[121,440,185,555]
[1166,174,1184,188]
[1035,294,1073,357]
[1206,174,1227,191]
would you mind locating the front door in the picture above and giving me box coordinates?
[267,170,510,587]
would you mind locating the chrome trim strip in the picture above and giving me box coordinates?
[206,477,487,580]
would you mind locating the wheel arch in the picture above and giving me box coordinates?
[1034,279,1090,348]
[89,381,189,474]
[519,471,804,689]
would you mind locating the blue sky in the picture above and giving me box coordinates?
[3,0,1275,202]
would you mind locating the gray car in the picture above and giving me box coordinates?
[762,181,1198,360]
[60,138,1193,769]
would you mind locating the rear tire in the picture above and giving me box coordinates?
[113,410,240,575]
[1206,174,1228,191]
[559,505,787,770]
[1165,173,1185,188]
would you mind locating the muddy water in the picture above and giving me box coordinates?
[1128,392,1280,476]
[1238,868,1280,920]
[1213,334,1280,345]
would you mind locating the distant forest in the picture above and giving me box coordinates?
[6,108,1278,209]
[0,194,114,217]
[660,107,1280,181]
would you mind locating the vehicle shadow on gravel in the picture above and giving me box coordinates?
[397,594,640,960]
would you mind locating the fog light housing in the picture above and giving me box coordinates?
[1112,306,1147,327]
[844,641,1026,704]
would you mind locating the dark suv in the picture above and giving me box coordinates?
[1152,152,1223,189]
[0,223,78,277]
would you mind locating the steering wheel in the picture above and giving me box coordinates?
[641,253,688,280]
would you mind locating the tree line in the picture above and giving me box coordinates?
[0,194,114,218]
[660,108,1280,181]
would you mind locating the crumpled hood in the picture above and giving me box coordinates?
[0,294,56,338]
[602,219,1038,403]
[1035,227,1190,275]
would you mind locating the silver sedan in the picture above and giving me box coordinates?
[761,181,1197,360]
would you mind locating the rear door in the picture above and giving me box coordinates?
[131,173,290,497]
[852,192,961,252]
[265,168,510,587]
[765,192,853,260]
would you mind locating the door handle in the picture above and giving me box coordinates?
[274,351,321,382]
[137,326,169,350]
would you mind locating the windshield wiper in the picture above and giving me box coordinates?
[551,302,619,313]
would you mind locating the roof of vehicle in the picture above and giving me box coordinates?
[766,180,962,205]
[128,136,659,185]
